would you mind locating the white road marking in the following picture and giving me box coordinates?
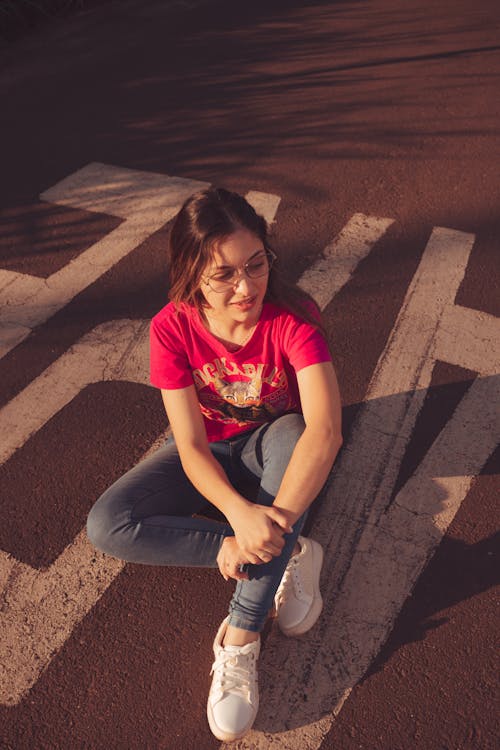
[435,304,500,376]
[245,190,281,225]
[298,213,394,309]
[0,319,150,466]
[0,172,281,705]
[223,227,500,749]
[0,431,170,708]
[0,163,209,359]
[0,532,124,708]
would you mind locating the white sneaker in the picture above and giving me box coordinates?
[207,617,260,741]
[274,536,324,637]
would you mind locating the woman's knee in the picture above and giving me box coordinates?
[86,487,126,556]
[272,412,305,440]
[263,412,305,462]
[256,413,305,496]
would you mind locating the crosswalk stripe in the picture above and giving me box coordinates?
[435,304,500,376]
[0,432,171,707]
[298,213,394,308]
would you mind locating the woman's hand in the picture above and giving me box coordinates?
[217,537,252,581]
[226,501,294,564]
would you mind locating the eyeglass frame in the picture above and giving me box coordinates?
[201,249,277,292]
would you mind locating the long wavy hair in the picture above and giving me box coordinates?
[167,187,323,331]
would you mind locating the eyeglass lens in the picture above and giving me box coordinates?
[207,252,274,290]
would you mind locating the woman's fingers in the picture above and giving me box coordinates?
[266,506,294,533]
[245,552,263,565]
[233,568,249,580]
[258,552,273,563]
[225,515,298,572]
[256,544,280,561]
[224,562,249,580]
[238,530,284,559]
[217,539,253,580]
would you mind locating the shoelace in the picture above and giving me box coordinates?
[210,650,256,700]
[276,556,303,604]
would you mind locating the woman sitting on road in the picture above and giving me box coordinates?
[86,187,343,741]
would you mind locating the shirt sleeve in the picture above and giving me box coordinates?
[281,312,332,373]
[150,311,194,390]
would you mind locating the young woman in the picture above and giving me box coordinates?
[87,187,342,741]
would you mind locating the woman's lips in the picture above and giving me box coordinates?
[231,295,257,310]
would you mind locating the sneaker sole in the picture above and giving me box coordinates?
[279,540,324,637]
[207,698,258,742]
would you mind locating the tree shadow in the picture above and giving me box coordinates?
[0,200,123,279]
[1,0,499,207]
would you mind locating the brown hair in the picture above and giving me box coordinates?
[168,187,324,331]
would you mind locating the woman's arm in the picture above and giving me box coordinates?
[161,386,293,563]
[272,361,343,524]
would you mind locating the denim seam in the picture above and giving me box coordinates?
[136,519,230,536]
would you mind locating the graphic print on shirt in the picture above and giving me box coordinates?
[192,357,293,426]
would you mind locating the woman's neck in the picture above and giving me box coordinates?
[203,309,262,349]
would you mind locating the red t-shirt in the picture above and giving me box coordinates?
[150,301,331,442]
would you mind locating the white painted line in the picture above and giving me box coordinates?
[0,532,124,707]
[298,213,395,310]
[0,271,38,352]
[360,227,477,531]
[0,318,150,466]
[323,372,499,717]
[39,162,206,220]
[245,191,281,225]
[0,431,169,706]
[0,163,209,359]
[435,304,500,376]
[0,269,39,293]
[224,227,499,749]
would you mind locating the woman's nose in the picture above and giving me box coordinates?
[233,271,253,293]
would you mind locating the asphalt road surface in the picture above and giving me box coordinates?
[0,1,499,748]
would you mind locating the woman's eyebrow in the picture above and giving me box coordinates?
[214,250,265,269]
[247,249,266,261]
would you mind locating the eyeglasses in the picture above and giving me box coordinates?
[201,250,276,293]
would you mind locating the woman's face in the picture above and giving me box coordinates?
[199,228,269,325]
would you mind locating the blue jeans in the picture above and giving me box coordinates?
[87,413,307,632]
